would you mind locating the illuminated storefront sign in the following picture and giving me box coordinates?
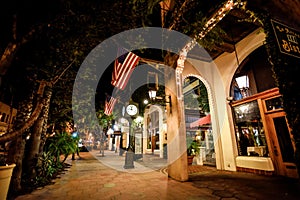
[271,19,300,59]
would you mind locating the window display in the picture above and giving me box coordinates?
[265,96,283,111]
[233,101,269,157]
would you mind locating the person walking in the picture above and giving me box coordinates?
[71,131,81,160]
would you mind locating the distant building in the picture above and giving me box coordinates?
[0,101,17,136]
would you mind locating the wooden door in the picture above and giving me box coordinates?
[264,111,298,178]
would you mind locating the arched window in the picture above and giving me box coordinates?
[230,46,276,100]
[230,46,277,157]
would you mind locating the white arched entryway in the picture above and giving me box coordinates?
[143,104,167,158]
[181,28,268,172]
[183,75,217,167]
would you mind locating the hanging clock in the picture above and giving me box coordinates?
[126,104,138,116]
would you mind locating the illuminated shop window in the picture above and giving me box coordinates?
[230,46,280,158]
[233,101,269,157]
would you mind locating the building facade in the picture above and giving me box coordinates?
[113,0,300,181]
[0,101,17,137]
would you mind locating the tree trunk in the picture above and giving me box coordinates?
[7,135,26,196]
[6,81,47,197]
[7,95,34,197]
[38,121,51,154]
[25,87,52,179]
[0,42,19,76]
[39,90,52,153]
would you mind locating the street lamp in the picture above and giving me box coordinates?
[148,89,157,100]
[148,88,172,113]
[123,119,135,169]
[143,99,149,105]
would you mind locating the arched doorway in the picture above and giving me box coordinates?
[143,105,166,158]
[183,76,216,166]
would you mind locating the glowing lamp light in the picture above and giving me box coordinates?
[148,89,157,100]
[235,75,249,89]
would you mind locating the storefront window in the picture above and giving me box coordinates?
[265,96,283,111]
[233,101,269,157]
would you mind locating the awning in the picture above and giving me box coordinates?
[189,114,211,128]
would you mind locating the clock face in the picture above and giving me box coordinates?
[126,104,138,116]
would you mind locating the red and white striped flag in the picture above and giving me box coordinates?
[111,48,140,90]
[104,96,117,116]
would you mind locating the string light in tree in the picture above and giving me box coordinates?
[177,0,246,71]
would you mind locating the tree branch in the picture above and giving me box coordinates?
[0,23,44,76]
[0,81,50,143]
[51,59,76,85]
[0,97,45,143]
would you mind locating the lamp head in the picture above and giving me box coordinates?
[148,89,157,100]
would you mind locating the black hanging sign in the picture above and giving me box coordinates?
[271,19,300,59]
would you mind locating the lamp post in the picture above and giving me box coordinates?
[123,118,135,169]
[123,103,138,169]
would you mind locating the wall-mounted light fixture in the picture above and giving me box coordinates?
[148,88,172,114]
[235,75,249,98]
[232,35,250,99]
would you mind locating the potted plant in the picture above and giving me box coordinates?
[187,140,200,165]
[0,154,16,200]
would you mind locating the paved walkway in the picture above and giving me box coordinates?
[15,150,300,200]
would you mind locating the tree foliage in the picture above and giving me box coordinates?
[0,0,153,196]
[130,0,229,49]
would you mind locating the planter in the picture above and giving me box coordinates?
[0,164,16,200]
[187,155,195,165]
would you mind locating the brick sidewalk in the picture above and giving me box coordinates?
[15,150,300,200]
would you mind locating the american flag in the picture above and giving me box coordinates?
[111,48,140,90]
[104,96,117,116]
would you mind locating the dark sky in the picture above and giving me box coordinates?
[97,62,114,102]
